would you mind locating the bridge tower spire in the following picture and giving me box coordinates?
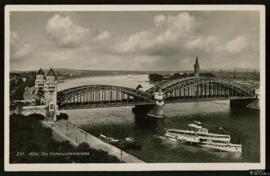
[194,57,200,77]
[44,68,58,121]
[35,68,45,89]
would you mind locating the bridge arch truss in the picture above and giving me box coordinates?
[57,85,154,110]
[146,77,256,103]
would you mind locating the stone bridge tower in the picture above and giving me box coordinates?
[35,68,45,89]
[44,68,58,121]
[34,68,46,105]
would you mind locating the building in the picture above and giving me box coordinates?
[194,57,200,77]
[44,68,58,120]
[34,68,58,121]
[35,68,45,89]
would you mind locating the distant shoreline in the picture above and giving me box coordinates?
[59,73,149,84]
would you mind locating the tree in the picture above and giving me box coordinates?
[136,84,143,90]
[149,74,163,82]
[77,142,90,151]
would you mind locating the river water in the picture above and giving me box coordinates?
[58,75,260,163]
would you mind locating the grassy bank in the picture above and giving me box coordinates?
[10,114,121,163]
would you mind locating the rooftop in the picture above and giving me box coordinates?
[37,68,45,75]
[47,68,57,77]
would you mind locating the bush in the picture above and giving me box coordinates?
[57,113,69,120]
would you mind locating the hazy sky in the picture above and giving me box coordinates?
[10,10,260,71]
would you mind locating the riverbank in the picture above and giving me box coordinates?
[246,99,260,110]
[42,119,144,163]
[57,74,153,91]
[10,115,122,163]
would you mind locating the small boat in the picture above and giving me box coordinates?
[194,120,202,125]
[164,122,242,153]
[100,134,120,144]
[107,138,120,144]
[121,137,141,150]
[128,74,132,78]
[100,134,142,150]
[124,137,135,144]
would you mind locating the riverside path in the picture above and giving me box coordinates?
[42,120,144,163]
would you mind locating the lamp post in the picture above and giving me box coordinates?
[119,141,123,162]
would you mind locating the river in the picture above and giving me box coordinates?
[58,74,260,163]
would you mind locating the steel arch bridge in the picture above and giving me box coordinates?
[146,77,256,103]
[56,77,257,110]
[57,85,154,110]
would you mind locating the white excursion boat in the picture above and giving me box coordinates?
[164,121,242,153]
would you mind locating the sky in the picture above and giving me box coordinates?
[9,10,260,71]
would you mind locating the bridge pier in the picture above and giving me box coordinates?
[147,104,164,118]
[132,104,155,115]
[132,104,164,118]
[132,91,165,118]
[147,91,165,118]
[230,98,258,108]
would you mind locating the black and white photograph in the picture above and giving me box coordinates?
[4,5,266,171]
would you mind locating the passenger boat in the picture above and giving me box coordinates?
[164,121,242,153]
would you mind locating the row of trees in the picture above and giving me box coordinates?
[10,72,36,102]
[149,72,215,82]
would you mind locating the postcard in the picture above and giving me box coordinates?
[4,5,266,171]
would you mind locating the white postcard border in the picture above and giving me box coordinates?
[4,5,266,171]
